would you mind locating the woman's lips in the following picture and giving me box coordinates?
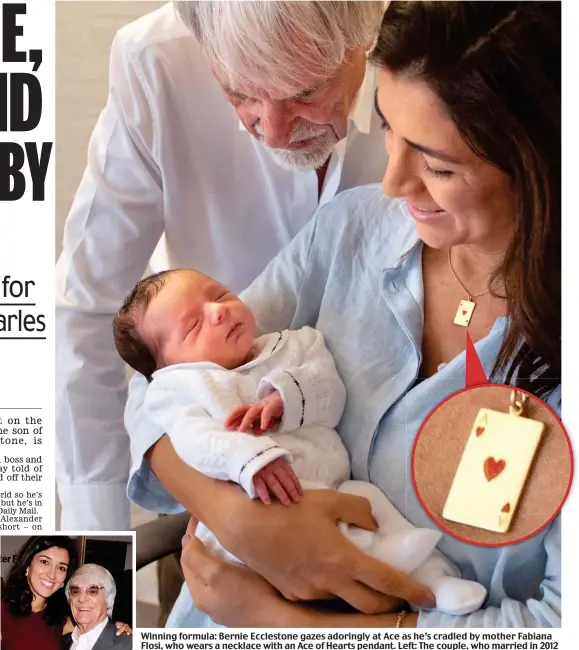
[39,579,56,589]
[407,202,446,223]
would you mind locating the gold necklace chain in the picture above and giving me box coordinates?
[447,248,497,300]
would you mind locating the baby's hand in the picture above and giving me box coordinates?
[253,457,303,505]
[225,392,283,434]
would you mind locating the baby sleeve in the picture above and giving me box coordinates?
[143,367,291,498]
[257,326,347,432]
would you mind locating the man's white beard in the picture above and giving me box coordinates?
[254,122,337,171]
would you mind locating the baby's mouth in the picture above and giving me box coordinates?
[227,323,241,339]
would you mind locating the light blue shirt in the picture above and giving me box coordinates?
[127,185,561,628]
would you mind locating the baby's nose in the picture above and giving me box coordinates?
[208,302,228,324]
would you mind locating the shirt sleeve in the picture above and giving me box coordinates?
[257,327,347,432]
[417,515,561,628]
[55,32,165,530]
[143,368,291,499]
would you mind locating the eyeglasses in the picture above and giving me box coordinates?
[69,585,104,597]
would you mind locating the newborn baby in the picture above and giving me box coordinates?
[113,268,486,616]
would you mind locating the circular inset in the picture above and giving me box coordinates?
[411,384,573,546]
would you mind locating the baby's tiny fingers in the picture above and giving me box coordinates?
[224,406,247,429]
[275,465,302,503]
[266,473,291,506]
[240,406,261,432]
[253,475,271,505]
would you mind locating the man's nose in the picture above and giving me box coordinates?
[207,302,228,325]
[258,100,294,148]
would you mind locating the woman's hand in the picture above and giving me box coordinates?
[114,622,133,636]
[181,519,418,628]
[148,437,435,615]
[205,487,435,614]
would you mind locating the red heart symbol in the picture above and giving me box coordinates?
[475,426,485,436]
[484,457,506,481]
[501,503,511,513]
[462,310,467,315]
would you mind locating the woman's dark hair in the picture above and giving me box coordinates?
[371,1,561,398]
[2,536,78,626]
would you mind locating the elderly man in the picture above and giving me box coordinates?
[55,0,388,531]
[64,564,132,650]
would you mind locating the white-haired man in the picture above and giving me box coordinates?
[64,564,132,650]
[56,0,388,531]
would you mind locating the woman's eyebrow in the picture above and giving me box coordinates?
[374,89,462,165]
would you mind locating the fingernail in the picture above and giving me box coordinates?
[181,534,191,548]
[420,593,437,609]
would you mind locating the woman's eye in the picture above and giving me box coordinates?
[40,559,48,565]
[59,566,67,572]
[423,161,453,179]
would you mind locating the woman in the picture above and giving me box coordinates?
[1,536,132,648]
[130,0,561,628]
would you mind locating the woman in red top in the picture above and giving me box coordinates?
[1,536,78,650]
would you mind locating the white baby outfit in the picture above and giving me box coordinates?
[144,326,486,616]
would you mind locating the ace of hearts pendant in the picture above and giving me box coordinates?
[442,391,545,533]
[454,299,476,327]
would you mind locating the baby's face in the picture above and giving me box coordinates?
[140,271,257,370]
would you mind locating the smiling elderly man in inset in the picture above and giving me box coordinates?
[64,564,132,650]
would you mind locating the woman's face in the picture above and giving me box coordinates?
[376,68,516,253]
[27,546,70,601]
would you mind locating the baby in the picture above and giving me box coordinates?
[114,268,486,616]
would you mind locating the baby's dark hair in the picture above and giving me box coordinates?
[113,270,179,380]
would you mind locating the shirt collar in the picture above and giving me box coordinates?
[238,63,377,135]
[72,617,109,647]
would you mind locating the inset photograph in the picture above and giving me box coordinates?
[1,533,134,649]
[412,386,573,546]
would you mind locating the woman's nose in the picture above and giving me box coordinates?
[381,141,422,199]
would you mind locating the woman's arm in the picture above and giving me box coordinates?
[147,440,435,613]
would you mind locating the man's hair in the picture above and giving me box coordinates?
[113,270,177,381]
[173,1,385,96]
[65,564,117,618]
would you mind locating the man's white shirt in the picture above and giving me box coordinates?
[55,3,389,529]
[70,618,108,650]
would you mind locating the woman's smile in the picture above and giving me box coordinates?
[407,201,446,223]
